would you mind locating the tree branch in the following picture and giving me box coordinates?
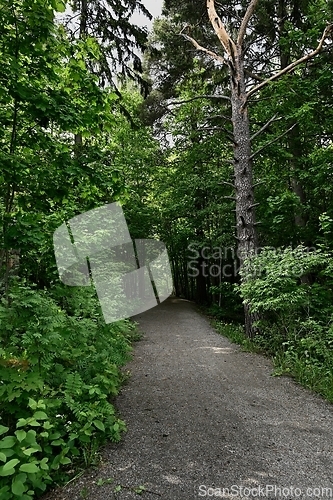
[253,180,265,188]
[167,95,231,106]
[180,27,226,64]
[198,127,235,142]
[206,0,236,56]
[248,24,333,98]
[250,114,280,141]
[245,68,264,82]
[205,114,232,122]
[219,180,235,188]
[250,123,297,159]
[237,0,260,47]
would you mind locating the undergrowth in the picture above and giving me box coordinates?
[0,280,139,499]
[209,245,333,404]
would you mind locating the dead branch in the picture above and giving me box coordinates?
[245,69,264,81]
[206,114,232,122]
[180,27,226,64]
[248,24,333,98]
[250,123,297,159]
[250,114,280,141]
[219,180,235,188]
[237,0,260,47]
[252,181,265,188]
[198,126,235,143]
[198,127,231,132]
[167,95,231,106]
[206,0,236,56]
[247,203,260,210]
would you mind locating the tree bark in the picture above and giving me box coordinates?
[230,49,259,337]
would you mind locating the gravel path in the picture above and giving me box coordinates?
[45,298,333,500]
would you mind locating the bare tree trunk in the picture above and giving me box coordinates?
[231,54,258,262]
[231,50,259,338]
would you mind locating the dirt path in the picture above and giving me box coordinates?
[47,298,333,499]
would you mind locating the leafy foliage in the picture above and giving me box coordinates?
[238,246,333,400]
[0,281,135,498]
[0,0,150,498]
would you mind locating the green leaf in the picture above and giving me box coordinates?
[28,399,37,411]
[0,452,6,462]
[50,439,63,446]
[33,411,48,420]
[60,457,71,465]
[49,432,61,440]
[26,418,40,427]
[12,478,25,496]
[3,449,15,458]
[93,420,105,432]
[16,419,28,429]
[0,467,16,477]
[3,459,19,472]
[54,0,66,12]
[24,431,37,446]
[39,459,49,471]
[0,485,10,498]
[22,447,39,456]
[134,485,146,494]
[19,463,39,473]
[0,426,9,436]
[0,436,16,448]
[15,430,26,443]
[78,434,90,443]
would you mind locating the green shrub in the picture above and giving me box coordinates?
[0,280,134,498]
[208,282,243,321]
[237,246,333,401]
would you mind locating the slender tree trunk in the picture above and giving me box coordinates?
[278,0,307,232]
[289,124,308,231]
[75,0,88,149]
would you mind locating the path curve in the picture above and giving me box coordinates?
[47,298,333,499]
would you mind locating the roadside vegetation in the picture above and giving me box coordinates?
[210,246,333,403]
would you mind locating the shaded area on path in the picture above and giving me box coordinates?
[45,298,333,499]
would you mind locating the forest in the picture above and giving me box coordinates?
[0,0,332,498]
